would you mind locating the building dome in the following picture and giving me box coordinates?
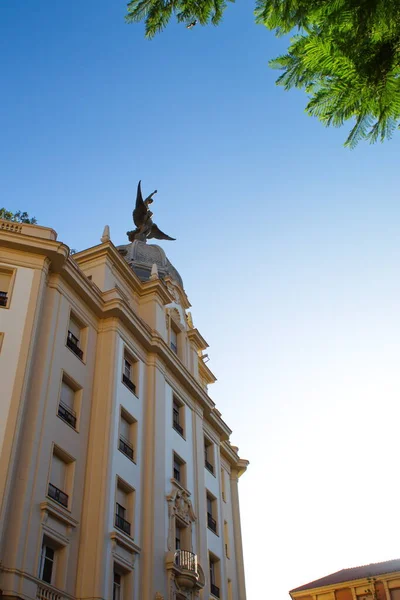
[117,240,183,289]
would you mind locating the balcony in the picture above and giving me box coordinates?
[36,582,63,600]
[205,458,214,474]
[66,331,83,360]
[173,418,184,436]
[57,401,77,429]
[119,436,134,460]
[166,550,205,592]
[211,583,220,598]
[0,291,7,307]
[207,512,217,533]
[48,483,68,508]
[115,513,131,536]
[122,374,136,394]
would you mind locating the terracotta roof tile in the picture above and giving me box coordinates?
[290,559,400,593]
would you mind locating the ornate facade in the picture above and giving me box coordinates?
[0,218,248,600]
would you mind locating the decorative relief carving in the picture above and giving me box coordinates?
[167,488,197,551]
[155,593,164,600]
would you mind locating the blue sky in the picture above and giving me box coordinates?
[2,1,400,598]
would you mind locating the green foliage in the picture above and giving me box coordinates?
[0,208,37,224]
[126,0,400,147]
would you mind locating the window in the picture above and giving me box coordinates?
[113,571,121,600]
[173,453,186,487]
[173,397,184,437]
[119,409,136,461]
[39,542,55,584]
[122,352,137,395]
[58,376,77,429]
[115,479,134,537]
[209,554,220,598]
[170,327,178,354]
[66,314,84,360]
[204,437,215,474]
[224,521,230,558]
[221,468,226,501]
[175,523,182,550]
[228,579,233,600]
[48,448,73,509]
[206,492,217,534]
[0,268,13,308]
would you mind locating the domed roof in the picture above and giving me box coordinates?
[117,240,183,289]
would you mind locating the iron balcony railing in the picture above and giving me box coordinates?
[173,412,184,436]
[205,457,214,474]
[119,436,134,460]
[207,512,217,533]
[48,483,68,508]
[211,583,220,598]
[174,550,197,573]
[122,374,136,394]
[115,512,131,536]
[57,401,77,429]
[66,331,83,360]
[0,291,7,307]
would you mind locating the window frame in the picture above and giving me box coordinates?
[57,372,80,431]
[172,396,185,438]
[122,349,138,396]
[204,436,215,475]
[66,311,86,362]
[206,490,218,535]
[47,445,75,511]
[172,452,186,488]
[115,477,135,538]
[118,408,136,463]
[0,267,16,310]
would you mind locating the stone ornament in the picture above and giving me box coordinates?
[127,181,176,242]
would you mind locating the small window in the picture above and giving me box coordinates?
[221,468,226,501]
[173,397,184,437]
[209,553,221,598]
[48,446,74,510]
[66,314,84,360]
[119,409,136,462]
[175,523,182,550]
[224,521,230,558]
[173,453,186,487]
[115,478,134,537]
[206,491,217,534]
[122,352,138,395]
[0,268,13,309]
[170,327,178,354]
[204,437,215,474]
[58,376,78,429]
[39,542,55,584]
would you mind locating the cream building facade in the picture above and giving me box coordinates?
[0,218,248,600]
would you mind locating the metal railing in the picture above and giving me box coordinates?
[211,583,220,598]
[173,468,181,482]
[0,291,7,307]
[57,401,77,429]
[36,582,62,600]
[173,417,184,436]
[174,550,197,573]
[205,458,214,474]
[48,483,68,508]
[66,331,83,360]
[115,513,131,536]
[122,373,136,394]
[207,512,217,533]
[119,436,134,460]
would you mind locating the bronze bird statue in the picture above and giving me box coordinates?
[127,181,176,243]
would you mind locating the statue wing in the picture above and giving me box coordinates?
[148,224,176,241]
[133,180,147,228]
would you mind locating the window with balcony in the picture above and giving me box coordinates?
[0,268,13,309]
[173,453,186,487]
[48,448,73,509]
[66,314,84,360]
[204,437,215,474]
[58,376,78,429]
[209,554,221,598]
[119,409,136,462]
[113,571,121,600]
[173,397,184,437]
[122,352,137,395]
[206,492,217,534]
[115,479,134,537]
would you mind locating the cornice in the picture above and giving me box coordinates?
[198,358,217,385]
[187,328,208,351]
[290,573,400,599]
[221,441,249,475]
[0,229,69,271]
[140,278,174,305]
